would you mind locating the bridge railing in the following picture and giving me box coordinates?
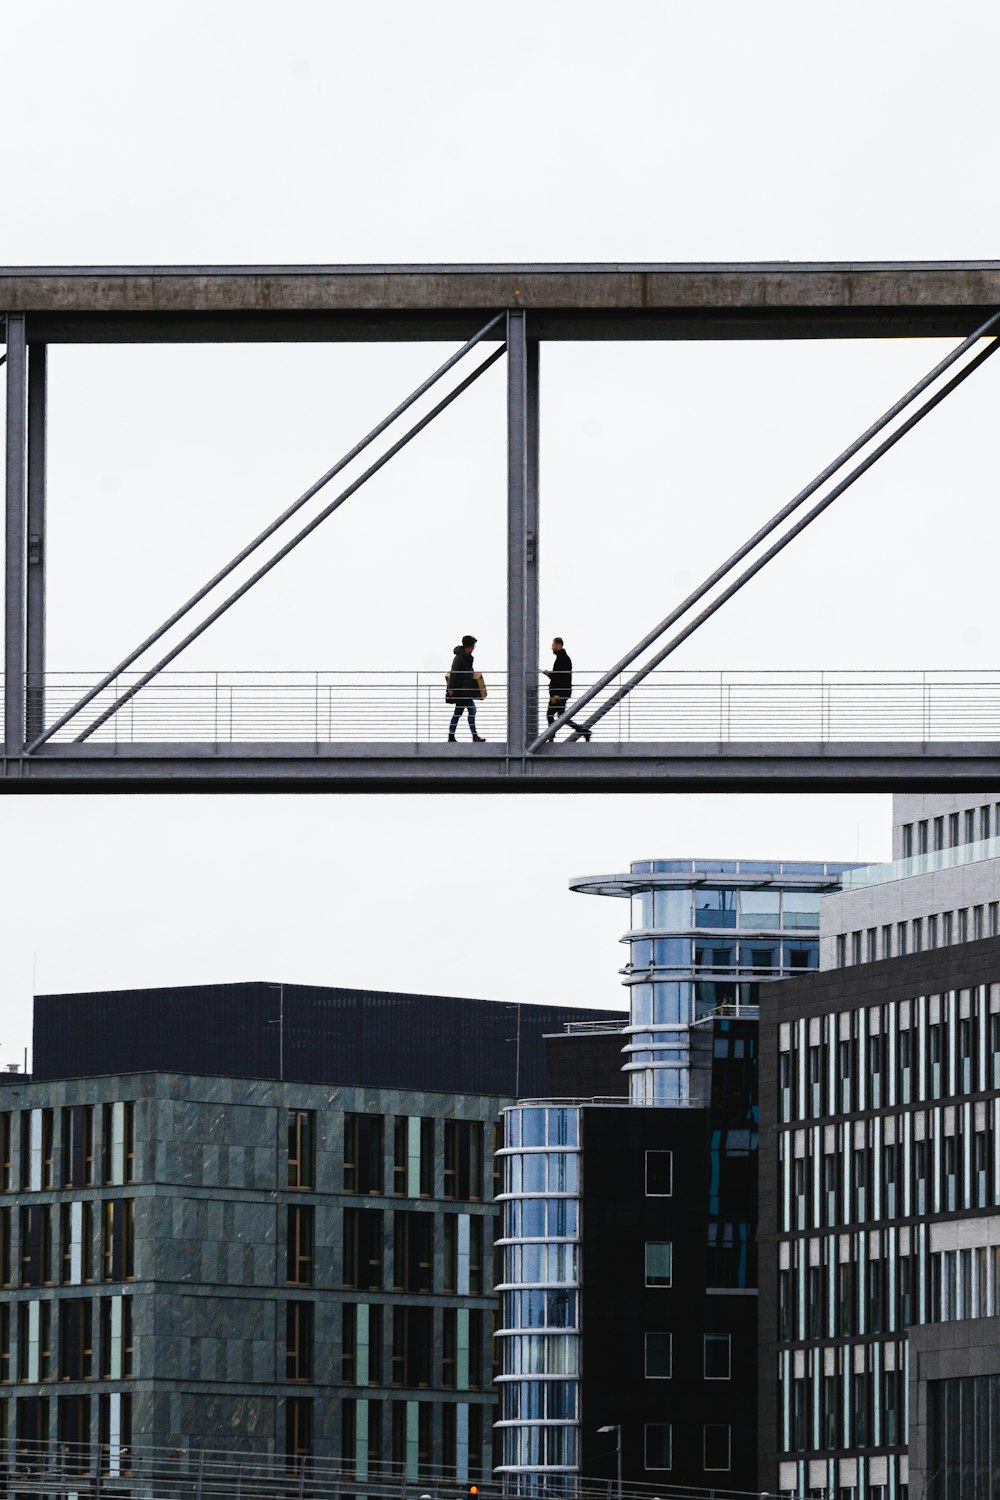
[11,668,1000,746]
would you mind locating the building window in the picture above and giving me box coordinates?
[392,1306,433,1387]
[61,1107,95,1189]
[57,1395,90,1469]
[974,906,985,940]
[99,1296,133,1379]
[645,1241,672,1287]
[645,1150,672,1196]
[965,809,976,844]
[21,1109,54,1191]
[393,1211,433,1293]
[704,1424,731,1472]
[101,1200,134,1282]
[851,931,862,965]
[918,820,929,855]
[98,1391,132,1474]
[949,812,960,848]
[61,1202,94,1286]
[101,1103,134,1186]
[17,1394,50,1461]
[644,1423,671,1470]
[344,1114,384,1196]
[285,1396,312,1471]
[836,934,846,968]
[286,1301,314,1382]
[287,1205,314,1286]
[929,914,939,948]
[934,815,944,851]
[902,823,913,858]
[897,921,908,956]
[343,1208,383,1291]
[881,924,892,959]
[958,909,969,943]
[342,1303,383,1385]
[0,1113,10,1192]
[991,903,999,938]
[866,928,877,962]
[943,911,954,945]
[20,1205,53,1286]
[58,1299,94,1381]
[645,1331,672,1378]
[0,1302,8,1383]
[18,1300,52,1381]
[913,917,923,953]
[393,1117,434,1197]
[704,1332,731,1379]
[982,805,992,841]
[443,1122,483,1201]
[287,1111,315,1190]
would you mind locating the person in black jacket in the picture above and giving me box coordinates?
[447,634,485,741]
[543,637,591,740]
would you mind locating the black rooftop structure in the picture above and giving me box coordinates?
[32,982,625,1097]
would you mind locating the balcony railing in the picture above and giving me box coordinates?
[11,667,1000,746]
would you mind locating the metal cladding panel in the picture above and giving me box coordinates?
[32,983,625,1097]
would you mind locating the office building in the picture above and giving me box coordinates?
[0,982,623,1478]
[761,794,1000,1500]
[496,857,854,1497]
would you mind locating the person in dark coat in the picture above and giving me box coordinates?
[447,634,485,741]
[543,637,591,740]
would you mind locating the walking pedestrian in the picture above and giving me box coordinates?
[543,637,591,740]
[447,635,486,741]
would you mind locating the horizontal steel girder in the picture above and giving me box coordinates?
[5,262,1000,340]
[2,741,999,791]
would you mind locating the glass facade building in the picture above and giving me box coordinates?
[497,856,855,1497]
[571,859,855,1104]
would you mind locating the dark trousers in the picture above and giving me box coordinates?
[449,700,478,736]
[547,697,587,735]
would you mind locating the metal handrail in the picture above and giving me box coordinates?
[14,667,1000,748]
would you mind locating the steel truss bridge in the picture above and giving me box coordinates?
[4,261,1000,791]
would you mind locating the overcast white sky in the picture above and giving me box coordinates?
[2,0,996,1064]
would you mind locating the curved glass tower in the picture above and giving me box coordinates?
[570,858,855,1104]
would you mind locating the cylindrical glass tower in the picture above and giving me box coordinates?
[494,1103,582,1497]
[570,858,854,1104]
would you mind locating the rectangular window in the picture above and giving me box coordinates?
[0,1301,9,1383]
[645,1241,672,1287]
[645,1331,672,1378]
[991,903,999,938]
[902,823,913,858]
[949,812,960,848]
[59,1299,93,1381]
[99,1296,133,1379]
[913,917,923,953]
[61,1107,95,1189]
[98,1390,132,1474]
[974,906,985,940]
[645,1150,672,1196]
[101,1103,134,1186]
[836,934,846,968]
[704,1424,731,1472]
[934,815,945,851]
[443,1121,483,1201]
[0,1114,12,1191]
[943,911,954,945]
[288,1110,315,1190]
[392,1305,433,1387]
[966,809,976,844]
[342,1304,383,1386]
[102,1200,135,1282]
[61,1202,94,1286]
[343,1208,383,1291]
[285,1396,312,1471]
[982,805,992,841]
[928,914,938,948]
[393,1117,434,1197]
[286,1301,314,1382]
[344,1114,384,1195]
[897,921,908,956]
[21,1109,54,1191]
[287,1205,314,1286]
[850,931,862,965]
[57,1394,90,1469]
[644,1423,671,1470]
[393,1211,433,1293]
[18,1300,52,1381]
[958,908,969,943]
[882,924,893,959]
[20,1205,52,1286]
[704,1332,731,1379]
[918,820,929,855]
[866,927,877,962]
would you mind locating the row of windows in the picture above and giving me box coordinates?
[781,1105,1000,1234]
[0,1392,131,1471]
[338,1114,496,1201]
[779,1243,918,1342]
[834,904,1000,968]
[497,1422,733,1474]
[781,1343,907,1455]
[0,1201,135,1288]
[0,1295,132,1383]
[929,1244,1000,1324]
[630,938,819,973]
[778,988,1000,1123]
[0,1105,135,1192]
[781,1101,1000,1235]
[901,804,995,857]
[501,1153,579,1197]
[340,1397,486,1480]
[630,887,821,933]
[338,1207,486,1295]
[287,1300,489,1389]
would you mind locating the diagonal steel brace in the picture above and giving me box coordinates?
[530,310,1000,751]
[72,344,506,743]
[29,313,504,751]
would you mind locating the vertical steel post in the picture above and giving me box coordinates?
[506,309,532,757]
[4,314,28,758]
[525,337,540,742]
[26,343,47,742]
